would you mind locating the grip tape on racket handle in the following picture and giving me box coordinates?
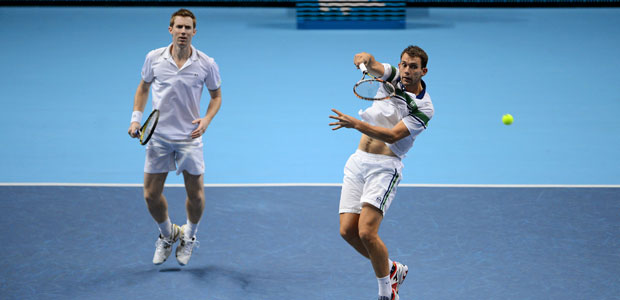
[359,63,367,73]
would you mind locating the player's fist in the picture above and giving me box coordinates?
[354,52,374,69]
[128,122,140,138]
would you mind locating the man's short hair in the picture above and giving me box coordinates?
[401,45,428,68]
[170,8,196,28]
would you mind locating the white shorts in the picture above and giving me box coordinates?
[339,150,403,216]
[144,135,205,175]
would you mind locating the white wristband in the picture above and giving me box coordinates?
[131,111,143,123]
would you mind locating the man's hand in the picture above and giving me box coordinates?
[128,122,141,138]
[354,52,374,69]
[191,117,210,139]
[329,109,359,130]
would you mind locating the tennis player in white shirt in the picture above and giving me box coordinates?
[329,46,434,300]
[128,8,222,266]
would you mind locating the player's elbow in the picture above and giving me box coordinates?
[384,130,409,144]
[384,134,399,144]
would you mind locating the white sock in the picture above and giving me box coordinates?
[158,218,172,238]
[185,220,199,239]
[377,275,391,297]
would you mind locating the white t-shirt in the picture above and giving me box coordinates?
[358,63,434,159]
[141,44,221,140]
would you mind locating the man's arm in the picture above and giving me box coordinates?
[329,109,410,144]
[128,80,151,138]
[191,87,222,139]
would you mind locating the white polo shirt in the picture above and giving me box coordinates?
[141,44,221,140]
[358,63,434,159]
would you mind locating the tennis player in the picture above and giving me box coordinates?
[127,8,222,266]
[329,46,433,300]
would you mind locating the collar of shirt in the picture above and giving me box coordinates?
[162,44,199,67]
[396,78,427,99]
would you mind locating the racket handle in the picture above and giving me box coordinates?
[359,63,368,73]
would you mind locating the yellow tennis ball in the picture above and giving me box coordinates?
[502,114,514,125]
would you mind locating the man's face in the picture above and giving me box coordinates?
[169,16,196,47]
[398,53,427,88]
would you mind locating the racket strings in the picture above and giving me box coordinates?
[143,119,155,136]
[383,82,395,94]
[356,81,382,98]
[354,79,394,100]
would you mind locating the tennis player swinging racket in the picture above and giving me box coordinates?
[329,48,434,300]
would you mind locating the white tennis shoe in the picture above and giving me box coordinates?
[390,261,408,295]
[176,224,200,266]
[152,224,181,265]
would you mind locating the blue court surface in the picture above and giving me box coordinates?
[1,6,619,300]
[1,186,619,299]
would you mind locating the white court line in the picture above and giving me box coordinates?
[0,183,619,188]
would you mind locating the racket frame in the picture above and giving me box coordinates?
[138,109,159,145]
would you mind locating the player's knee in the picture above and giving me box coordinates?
[339,226,358,241]
[143,191,161,204]
[185,187,204,203]
[358,228,378,244]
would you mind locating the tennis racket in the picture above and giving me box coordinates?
[353,63,396,101]
[135,109,159,145]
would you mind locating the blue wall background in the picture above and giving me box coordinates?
[0,7,619,184]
